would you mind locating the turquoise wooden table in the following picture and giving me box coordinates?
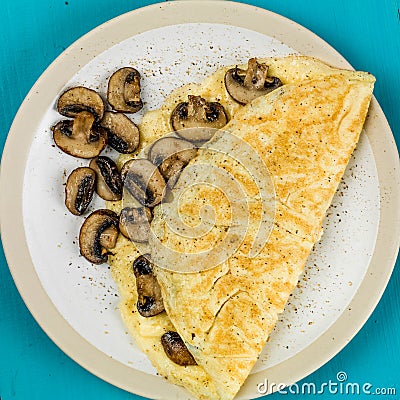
[0,1,399,399]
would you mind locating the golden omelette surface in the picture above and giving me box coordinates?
[107,56,375,400]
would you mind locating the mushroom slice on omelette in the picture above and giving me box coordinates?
[107,56,375,400]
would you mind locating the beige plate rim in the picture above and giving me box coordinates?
[1,1,399,399]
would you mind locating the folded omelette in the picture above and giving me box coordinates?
[107,56,375,400]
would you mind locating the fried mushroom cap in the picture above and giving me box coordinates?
[119,207,153,243]
[133,255,165,317]
[52,111,107,158]
[89,156,123,201]
[100,111,140,154]
[57,86,105,122]
[79,209,119,264]
[148,137,197,188]
[161,331,197,366]
[107,67,143,113]
[121,159,166,208]
[65,167,96,215]
[224,58,282,104]
[171,95,228,143]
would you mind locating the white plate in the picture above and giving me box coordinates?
[1,2,399,399]
[21,22,381,373]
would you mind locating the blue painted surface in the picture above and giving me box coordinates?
[0,1,399,399]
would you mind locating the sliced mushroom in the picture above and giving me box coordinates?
[224,58,282,104]
[121,159,166,207]
[171,95,228,143]
[89,156,122,201]
[119,207,153,243]
[52,111,107,158]
[148,137,197,187]
[65,167,96,215]
[133,255,164,317]
[161,331,197,366]
[100,111,140,154]
[57,86,105,121]
[79,209,119,264]
[107,67,143,113]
